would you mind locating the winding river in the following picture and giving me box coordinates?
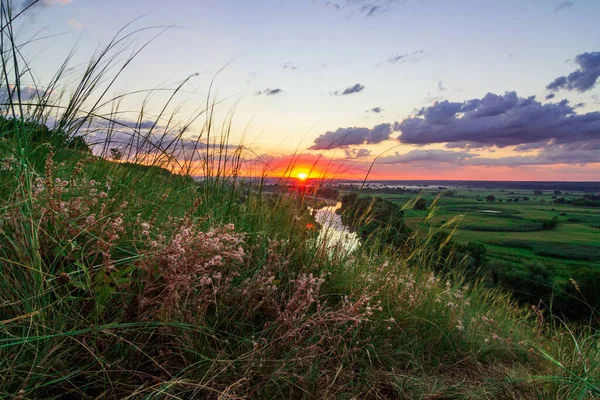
[311,202,358,251]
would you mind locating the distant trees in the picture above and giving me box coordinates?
[486,195,496,203]
[338,193,410,247]
[413,198,427,210]
[534,189,543,196]
[571,197,600,208]
[541,216,559,230]
[499,260,555,306]
[315,187,339,200]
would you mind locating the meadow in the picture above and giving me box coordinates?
[375,186,600,271]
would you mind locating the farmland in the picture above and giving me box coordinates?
[352,184,600,269]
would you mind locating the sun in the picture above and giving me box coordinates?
[297,172,308,181]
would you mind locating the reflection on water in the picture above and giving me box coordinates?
[310,202,358,251]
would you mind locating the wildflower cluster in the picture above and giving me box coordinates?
[137,220,245,322]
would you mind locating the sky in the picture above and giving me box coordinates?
[13,0,600,181]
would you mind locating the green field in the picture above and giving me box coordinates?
[373,187,600,274]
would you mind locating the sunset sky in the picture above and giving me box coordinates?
[16,0,600,181]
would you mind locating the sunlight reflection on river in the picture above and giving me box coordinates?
[310,202,358,252]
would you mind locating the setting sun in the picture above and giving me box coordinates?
[297,172,308,181]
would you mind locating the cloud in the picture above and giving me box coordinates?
[0,84,43,102]
[368,107,383,113]
[345,148,372,158]
[84,120,240,166]
[254,88,283,96]
[396,91,600,148]
[310,123,398,150]
[325,2,341,11]
[378,149,475,165]
[469,146,600,166]
[376,145,600,167]
[322,0,400,16]
[438,81,447,92]
[555,1,575,12]
[68,18,86,28]
[282,62,297,71]
[387,50,426,65]
[355,148,371,157]
[22,0,71,8]
[545,93,555,100]
[546,51,600,92]
[331,83,364,96]
[114,119,157,130]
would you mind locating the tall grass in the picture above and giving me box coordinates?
[0,1,598,398]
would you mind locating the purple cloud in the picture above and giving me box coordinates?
[546,51,600,92]
[310,123,398,150]
[396,91,600,148]
[331,83,365,96]
[255,88,283,96]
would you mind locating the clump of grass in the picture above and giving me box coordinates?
[0,1,597,398]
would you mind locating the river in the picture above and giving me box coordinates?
[310,202,358,251]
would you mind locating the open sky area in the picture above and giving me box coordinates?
[14,0,600,181]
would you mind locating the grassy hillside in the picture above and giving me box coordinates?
[3,144,599,398]
[0,3,598,397]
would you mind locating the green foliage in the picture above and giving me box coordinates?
[430,231,488,279]
[497,260,556,306]
[489,239,600,262]
[338,192,410,248]
[413,197,427,210]
[542,216,560,230]
[0,115,91,152]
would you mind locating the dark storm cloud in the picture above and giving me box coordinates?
[310,123,398,150]
[546,51,600,92]
[255,88,283,96]
[396,91,600,148]
[331,83,365,96]
[554,1,575,12]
